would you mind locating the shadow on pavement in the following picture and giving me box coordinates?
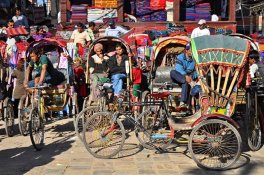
[182,154,255,174]
[0,119,76,175]
[0,134,74,175]
[113,143,143,159]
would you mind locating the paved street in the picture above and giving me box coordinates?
[1,118,264,175]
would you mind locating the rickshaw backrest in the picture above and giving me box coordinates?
[191,35,250,116]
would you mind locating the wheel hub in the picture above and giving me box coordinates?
[208,136,222,148]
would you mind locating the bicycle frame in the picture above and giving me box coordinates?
[31,88,45,119]
[102,96,174,147]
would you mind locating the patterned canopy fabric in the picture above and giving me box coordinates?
[154,36,190,59]
[191,35,250,68]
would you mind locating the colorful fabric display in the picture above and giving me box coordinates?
[186,7,195,21]
[195,3,211,21]
[151,11,167,21]
[150,0,166,10]
[88,8,117,23]
[71,5,88,23]
[138,15,151,22]
[135,0,152,16]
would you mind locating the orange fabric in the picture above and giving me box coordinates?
[6,26,28,36]
[150,0,166,10]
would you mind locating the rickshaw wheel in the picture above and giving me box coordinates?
[82,97,89,111]
[188,119,242,170]
[141,90,150,112]
[246,92,262,151]
[136,108,173,150]
[29,108,44,151]
[82,112,125,159]
[75,106,99,141]
[4,99,14,137]
[69,93,79,128]
[18,95,31,136]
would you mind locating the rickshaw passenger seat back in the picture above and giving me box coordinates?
[191,35,251,116]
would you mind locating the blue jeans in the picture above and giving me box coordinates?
[170,70,189,103]
[111,74,126,95]
[191,85,202,97]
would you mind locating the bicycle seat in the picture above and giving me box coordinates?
[149,92,171,99]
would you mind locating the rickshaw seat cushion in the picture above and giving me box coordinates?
[149,92,171,99]
[155,67,174,80]
[154,67,179,87]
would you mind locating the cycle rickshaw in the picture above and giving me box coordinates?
[75,36,134,140]
[0,41,14,136]
[82,35,251,170]
[18,39,78,150]
[227,33,264,151]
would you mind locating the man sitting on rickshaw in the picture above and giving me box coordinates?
[170,44,200,110]
[88,43,109,105]
[107,44,128,97]
[24,48,65,88]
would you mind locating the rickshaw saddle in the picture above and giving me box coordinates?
[149,91,171,99]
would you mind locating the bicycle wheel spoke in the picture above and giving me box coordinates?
[189,119,241,170]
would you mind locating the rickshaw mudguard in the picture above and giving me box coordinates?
[191,114,240,129]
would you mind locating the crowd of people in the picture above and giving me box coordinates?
[0,5,263,118]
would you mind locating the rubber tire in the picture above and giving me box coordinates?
[246,92,262,151]
[188,119,242,170]
[29,108,44,151]
[4,99,14,137]
[18,95,31,136]
[82,112,126,159]
[75,106,99,141]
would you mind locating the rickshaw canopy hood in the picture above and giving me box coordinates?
[229,33,259,51]
[26,38,67,58]
[153,36,190,59]
[88,36,133,58]
[191,35,250,68]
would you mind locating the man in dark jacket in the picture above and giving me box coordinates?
[107,44,128,96]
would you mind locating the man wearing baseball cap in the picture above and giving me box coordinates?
[105,19,128,37]
[170,44,196,110]
[191,19,210,38]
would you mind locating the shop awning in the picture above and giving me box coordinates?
[0,0,10,8]
[6,27,29,37]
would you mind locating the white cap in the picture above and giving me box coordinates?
[198,19,206,25]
